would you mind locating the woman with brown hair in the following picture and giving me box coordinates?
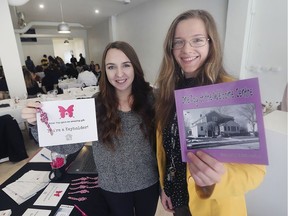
[23,67,42,96]
[22,41,159,216]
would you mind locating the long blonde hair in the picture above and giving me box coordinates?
[155,10,233,129]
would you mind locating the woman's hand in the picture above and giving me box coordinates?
[160,190,174,213]
[187,151,226,187]
[21,101,42,125]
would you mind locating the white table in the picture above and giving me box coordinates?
[58,78,82,90]
[0,87,99,129]
[246,110,287,216]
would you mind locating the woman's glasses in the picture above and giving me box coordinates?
[172,36,210,49]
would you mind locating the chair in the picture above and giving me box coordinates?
[0,114,28,162]
[0,91,9,100]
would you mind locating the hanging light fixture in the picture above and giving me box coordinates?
[57,0,70,33]
[8,0,30,6]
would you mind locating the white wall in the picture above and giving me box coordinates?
[245,0,287,105]
[224,0,287,107]
[89,0,287,106]
[2,0,286,103]
[22,43,54,66]
[53,38,85,64]
[114,0,227,84]
[21,28,88,66]
[87,19,110,65]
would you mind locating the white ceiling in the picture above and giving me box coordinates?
[9,0,152,30]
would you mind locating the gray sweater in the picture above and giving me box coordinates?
[30,110,158,193]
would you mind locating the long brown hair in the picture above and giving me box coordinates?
[23,67,34,88]
[155,10,233,130]
[97,41,155,149]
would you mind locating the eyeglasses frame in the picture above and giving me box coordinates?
[171,36,210,50]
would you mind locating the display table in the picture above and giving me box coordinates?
[246,110,287,216]
[0,151,109,216]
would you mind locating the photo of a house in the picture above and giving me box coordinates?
[184,103,260,150]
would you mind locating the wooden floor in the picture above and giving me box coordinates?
[0,130,171,216]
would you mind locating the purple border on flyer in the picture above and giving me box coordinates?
[174,78,268,164]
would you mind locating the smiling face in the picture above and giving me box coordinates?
[105,48,134,95]
[172,18,209,78]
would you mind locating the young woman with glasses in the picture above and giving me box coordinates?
[155,9,266,216]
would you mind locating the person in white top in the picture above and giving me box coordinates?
[77,65,98,87]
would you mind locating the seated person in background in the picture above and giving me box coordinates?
[65,63,78,78]
[0,66,9,100]
[35,65,45,80]
[89,60,96,73]
[42,64,62,94]
[23,67,42,96]
[77,64,98,87]
[281,83,287,111]
[94,63,101,85]
[55,56,67,76]
[41,54,49,69]
[75,62,83,74]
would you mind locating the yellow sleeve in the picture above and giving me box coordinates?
[156,128,166,189]
[194,163,266,199]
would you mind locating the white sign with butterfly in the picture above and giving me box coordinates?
[36,98,98,147]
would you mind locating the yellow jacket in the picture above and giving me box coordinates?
[156,129,266,216]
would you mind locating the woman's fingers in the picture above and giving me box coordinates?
[160,190,175,213]
[187,151,226,186]
[21,101,42,124]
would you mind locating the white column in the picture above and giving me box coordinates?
[0,0,27,98]
[223,0,252,79]
[109,15,117,42]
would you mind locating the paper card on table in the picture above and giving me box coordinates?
[37,98,98,147]
[29,148,52,163]
[22,208,51,216]
[34,183,69,206]
[174,78,268,164]
[54,204,74,216]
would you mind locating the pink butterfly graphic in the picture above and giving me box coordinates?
[54,190,63,197]
[58,105,74,118]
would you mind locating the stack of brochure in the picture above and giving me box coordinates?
[2,170,50,205]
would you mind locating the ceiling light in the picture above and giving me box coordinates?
[123,0,131,4]
[95,9,99,14]
[57,0,70,34]
[58,22,70,33]
[39,4,44,9]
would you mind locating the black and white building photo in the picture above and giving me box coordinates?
[183,103,260,150]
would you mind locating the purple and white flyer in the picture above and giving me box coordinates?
[175,78,268,164]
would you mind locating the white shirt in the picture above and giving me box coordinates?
[77,70,98,86]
